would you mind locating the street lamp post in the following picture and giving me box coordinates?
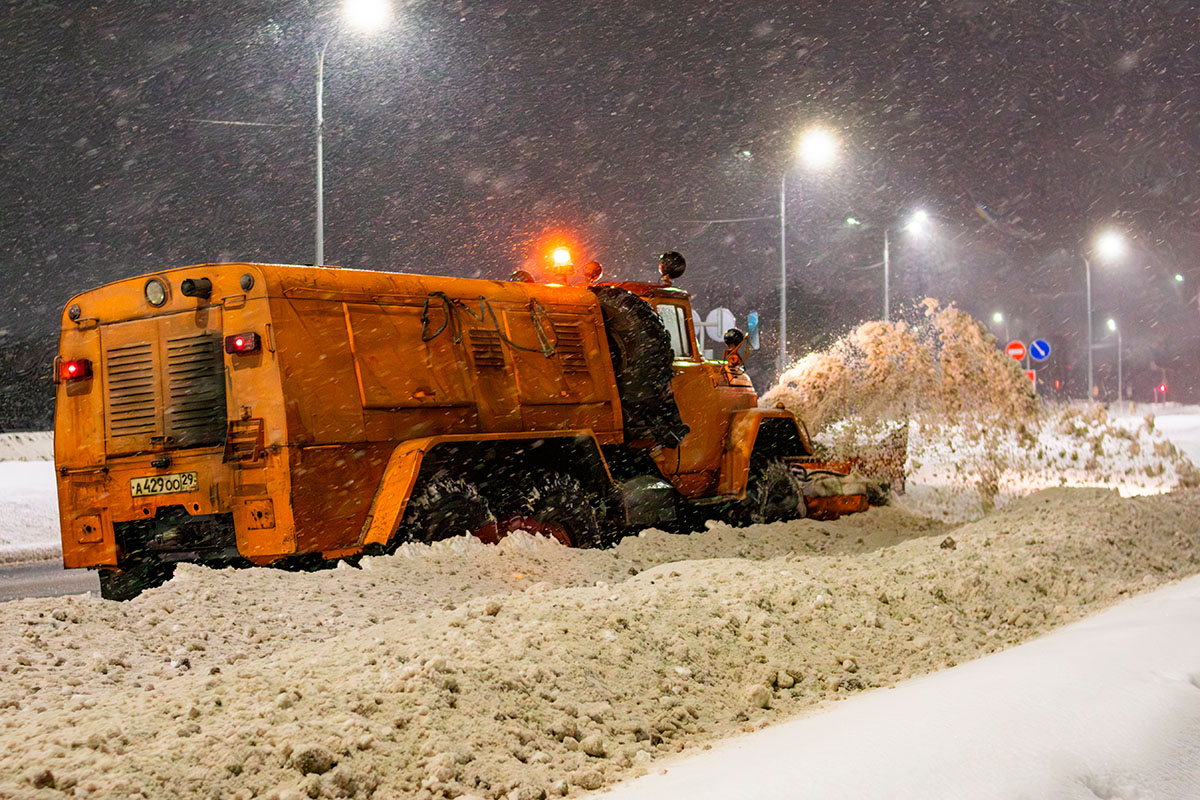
[1085,230,1126,402]
[1084,254,1093,400]
[315,0,390,266]
[884,209,930,321]
[1107,317,1122,403]
[777,126,838,373]
[315,44,327,265]
[882,228,890,322]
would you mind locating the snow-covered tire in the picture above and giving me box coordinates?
[736,460,807,525]
[98,558,175,601]
[394,477,497,546]
[590,286,689,448]
[494,472,605,548]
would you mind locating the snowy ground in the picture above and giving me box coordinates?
[2,414,1200,798]
[593,572,1200,800]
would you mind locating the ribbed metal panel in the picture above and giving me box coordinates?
[165,334,226,447]
[554,323,588,374]
[106,343,157,437]
[468,329,505,368]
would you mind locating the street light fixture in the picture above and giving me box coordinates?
[992,311,1009,342]
[1084,228,1126,402]
[344,0,391,30]
[778,125,839,372]
[1107,317,1123,403]
[315,0,391,266]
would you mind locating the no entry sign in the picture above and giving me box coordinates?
[1006,340,1026,361]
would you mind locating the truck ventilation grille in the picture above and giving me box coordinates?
[554,324,588,374]
[165,334,226,447]
[468,329,505,369]
[106,343,158,437]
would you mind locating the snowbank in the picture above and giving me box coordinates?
[0,431,53,462]
[0,461,59,564]
[593,573,1200,800]
[1,488,1199,798]
[898,405,1199,521]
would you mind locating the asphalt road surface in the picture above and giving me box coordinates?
[0,559,99,602]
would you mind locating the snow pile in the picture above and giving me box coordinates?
[2,489,1200,799]
[595,573,1200,800]
[0,432,53,462]
[901,405,1200,521]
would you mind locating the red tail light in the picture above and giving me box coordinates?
[224,332,261,354]
[58,359,92,381]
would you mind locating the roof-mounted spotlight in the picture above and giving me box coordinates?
[582,260,604,283]
[659,251,686,284]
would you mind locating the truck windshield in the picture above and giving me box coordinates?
[656,303,694,359]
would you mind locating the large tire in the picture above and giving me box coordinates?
[493,472,605,548]
[735,460,807,526]
[590,286,690,448]
[98,558,175,601]
[393,477,497,546]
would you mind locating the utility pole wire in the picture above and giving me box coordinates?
[186,118,304,129]
[677,215,781,224]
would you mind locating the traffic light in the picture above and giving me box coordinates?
[1159,383,1167,395]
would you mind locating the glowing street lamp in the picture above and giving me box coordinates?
[343,0,390,30]
[779,125,839,372]
[1084,228,1126,401]
[315,0,392,265]
[992,311,1009,342]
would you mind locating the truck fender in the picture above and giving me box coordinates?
[357,439,431,548]
[718,408,813,498]
[357,430,620,548]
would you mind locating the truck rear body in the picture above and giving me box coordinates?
[55,264,624,570]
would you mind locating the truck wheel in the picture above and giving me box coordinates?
[738,460,807,525]
[495,473,604,548]
[98,558,175,601]
[394,477,498,546]
[591,286,690,448]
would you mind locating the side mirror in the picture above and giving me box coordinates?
[722,327,747,371]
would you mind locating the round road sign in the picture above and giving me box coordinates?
[1029,338,1051,361]
[1005,340,1026,361]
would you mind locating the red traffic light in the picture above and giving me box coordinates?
[224,332,261,354]
[58,358,92,382]
[1159,383,1167,394]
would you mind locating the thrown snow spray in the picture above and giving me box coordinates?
[763,300,1197,519]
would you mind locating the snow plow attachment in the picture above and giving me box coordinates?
[788,423,907,521]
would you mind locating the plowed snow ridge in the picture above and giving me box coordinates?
[2,487,1199,799]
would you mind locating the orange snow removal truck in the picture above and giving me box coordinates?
[54,252,891,599]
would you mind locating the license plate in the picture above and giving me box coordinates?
[130,472,199,498]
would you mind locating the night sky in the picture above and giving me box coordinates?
[3,0,1199,415]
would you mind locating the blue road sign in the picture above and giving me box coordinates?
[1030,338,1051,361]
